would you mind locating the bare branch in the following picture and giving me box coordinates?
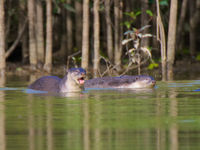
[66,50,81,70]
[138,25,151,32]
[6,18,28,58]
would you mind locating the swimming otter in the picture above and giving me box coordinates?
[28,68,86,93]
[84,75,156,89]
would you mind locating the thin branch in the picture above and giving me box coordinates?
[99,56,121,77]
[119,58,149,76]
[66,50,81,70]
[6,18,28,58]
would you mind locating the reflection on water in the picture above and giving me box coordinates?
[0,75,6,150]
[1,76,200,150]
[25,89,85,98]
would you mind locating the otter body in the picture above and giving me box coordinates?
[28,68,86,93]
[28,76,61,92]
[84,75,156,89]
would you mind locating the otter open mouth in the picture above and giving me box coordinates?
[77,77,85,85]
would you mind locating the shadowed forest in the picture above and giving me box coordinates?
[0,0,200,80]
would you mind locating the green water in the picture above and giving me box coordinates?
[0,76,200,150]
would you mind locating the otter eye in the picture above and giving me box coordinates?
[74,70,79,73]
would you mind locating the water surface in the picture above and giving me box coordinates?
[0,76,200,150]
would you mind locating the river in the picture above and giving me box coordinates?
[0,75,200,150]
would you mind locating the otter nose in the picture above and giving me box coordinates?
[81,72,86,76]
[152,80,156,85]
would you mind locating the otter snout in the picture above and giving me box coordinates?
[152,80,156,86]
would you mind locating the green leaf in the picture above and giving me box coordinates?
[124,30,134,35]
[141,34,153,38]
[64,4,76,12]
[148,63,159,70]
[122,39,133,45]
[77,57,82,61]
[146,10,153,17]
[196,54,200,61]
[124,21,131,29]
[135,11,141,16]
[133,27,137,32]
[124,12,129,16]
[159,0,168,6]
[124,11,136,19]
[16,67,22,71]
[130,12,136,18]
[72,57,76,61]
[124,12,132,17]
[139,25,151,32]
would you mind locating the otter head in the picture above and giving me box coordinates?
[133,75,156,88]
[68,68,86,87]
[59,68,86,93]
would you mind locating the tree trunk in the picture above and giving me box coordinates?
[66,0,73,56]
[22,30,29,63]
[0,0,6,76]
[141,0,149,47]
[59,7,67,61]
[176,0,188,51]
[36,0,45,66]
[114,0,119,66]
[189,0,200,58]
[93,0,100,77]
[28,0,37,69]
[44,0,52,72]
[105,0,113,62]
[0,73,5,150]
[156,0,167,81]
[75,0,82,51]
[81,0,90,71]
[5,0,12,50]
[167,0,178,80]
[125,0,132,12]
[152,3,159,55]
[114,0,122,70]
[119,0,123,66]
[19,1,28,63]
[6,19,28,59]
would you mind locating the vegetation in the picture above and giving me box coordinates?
[122,25,153,75]
[0,0,199,80]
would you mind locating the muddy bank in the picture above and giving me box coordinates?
[5,60,200,80]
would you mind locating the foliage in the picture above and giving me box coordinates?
[159,0,168,6]
[148,62,159,70]
[63,3,76,13]
[66,51,81,69]
[149,0,168,6]
[53,0,76,14]
[146,10,153,17]
[196,54,200,61]
[182,48,190,55]
[122,25,153,74]
[123,11,141,29]
[2,0,197,75]
[123,10,154,29]
[176,48,190,59]
[124,11,141,19]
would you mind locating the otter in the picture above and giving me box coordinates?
[84,75,156,89]
[28,68,86,93]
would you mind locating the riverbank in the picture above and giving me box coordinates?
[5,60,200,80]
